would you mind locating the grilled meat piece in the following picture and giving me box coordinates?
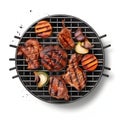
[17,39,42,69]
[40,45,68,71]
[62,53,86,91]
[49,76,69,100]
[57,20,75,50]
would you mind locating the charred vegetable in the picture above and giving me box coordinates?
[34,71,49,88]
[74,28,85,41]
[83,38,94,49]
[75,42,89,54]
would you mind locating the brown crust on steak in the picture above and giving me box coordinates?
[62,53,86,91]
[57,20,75,50]
[49,76,69,100]
[40,45,68,71]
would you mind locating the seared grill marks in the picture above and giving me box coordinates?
[49,76,69,100]
[62,53,86,91]
[35,21,52,38]
[81,54,98,71]
[40,45,68,71]
[14,14,105,103]
[17,39,43,69]
[57,20,75,50]
[48,53,86,100]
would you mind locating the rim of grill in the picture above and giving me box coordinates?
[15,14,105,104]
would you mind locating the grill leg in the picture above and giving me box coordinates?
[102,74,109,77]
[9,67,16,71]
[104,66,111,70]
[103,44,111,49]
[99,34,107,39]
[12,75,19,79]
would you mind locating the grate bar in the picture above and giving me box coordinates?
[48,16,74,18]
[22,79,98,82]
[31,26,90,29]
[19,75,100,77]
[30,90,90,93]
[15,58,104,61]
[26,31,95,34]
[49,21,84,23]
[22,36,98,39]
[17,69,103,72]
[17,64,103,67]
[19,41,102,44]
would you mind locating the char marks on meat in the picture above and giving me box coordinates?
[57,20,75,50]
[62,53,86,91]
[49,76,69,100]
[40,45,68,71]
[17,39,42,69]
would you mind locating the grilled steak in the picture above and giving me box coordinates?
[62,53,86,91]
[49,76,69,100]
[17,39,42,69]
[40,45,68,71]
[57,20,75,50]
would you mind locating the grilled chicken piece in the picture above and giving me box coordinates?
[62,53,86,91]
[17,39,43,69]
[57,20,75,50]
[49,76,69,100]
[40,45,68,71]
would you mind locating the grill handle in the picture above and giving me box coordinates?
[12,75,19,79]
[9,67,16,71]
[104,66,111,70]
[14,36,21,39]
[103,44,111,49]
[99,34,107,39]
[102,73,109,77]
[9,58,15,61]
[9,44,17,48]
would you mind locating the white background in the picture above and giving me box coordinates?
[0,0,119,120]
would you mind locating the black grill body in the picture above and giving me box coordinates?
[15,14,105,103]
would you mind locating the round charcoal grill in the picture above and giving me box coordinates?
[9,14,111,103]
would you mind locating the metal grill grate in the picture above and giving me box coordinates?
[14,15,106,103]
